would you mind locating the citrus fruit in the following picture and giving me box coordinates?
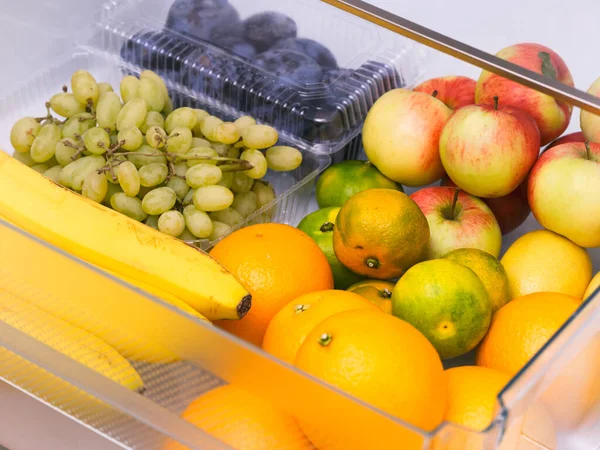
[476,292,581,376]
[262,289,380,364]
[297,207,365,289]
[584,271,600,300]
[162,384,315,450]
[332,188,429,279]
[500,229,592,300]
[442,366,511,432]
[294,309,446,450]
[315,160,402,208]
[346,279,396,314]
[392,259,492,359]
[210,223,334,346]
[442,248,511,313]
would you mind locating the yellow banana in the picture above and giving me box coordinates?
[0,287,144,393]
[0,151,252,322]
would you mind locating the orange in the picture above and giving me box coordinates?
[162,384,315,450]
[210,223,333,347]
[332,188,429,280]
[476,292,580,376]
[346,279,396,314]
[294,309,446,450]
[262,289,380,364]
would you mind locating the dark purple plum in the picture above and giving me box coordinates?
[254,49,323,85]
[212,35,257,60]
[242,12,297,52]
[165,0,240,43]
[271,38,338,70]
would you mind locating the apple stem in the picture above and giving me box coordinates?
[493,96,499,110]
[320,222,334,232]
[451,188,460,219]
[585,141,591,160]
[432,90,439,98]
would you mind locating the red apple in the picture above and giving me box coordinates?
[410,186,502,259]
[475,43,574,146]
[439,97,541,198]
[544,131,585,152]
[362,88,453,187]
[528,142,600,248]
[580,76,600,143]
[413,76,476,110]
[441,176,530,235]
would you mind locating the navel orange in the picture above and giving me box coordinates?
[346,279,396,313]
[332,188,430,280]
[162,384,315,450]
[294,309,446,450]
[262,289,380,364]
[210,223,334,346]
[476,292,580,376]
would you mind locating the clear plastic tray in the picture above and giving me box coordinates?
[95,0,430,155]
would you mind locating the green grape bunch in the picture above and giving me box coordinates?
[8,69,303,245]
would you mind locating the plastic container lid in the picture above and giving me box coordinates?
[94,0,431,154]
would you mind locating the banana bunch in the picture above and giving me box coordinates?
[0,151,252,364]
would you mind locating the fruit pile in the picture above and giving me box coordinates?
[9,69,303,244]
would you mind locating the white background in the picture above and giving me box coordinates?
[0,0,598,448]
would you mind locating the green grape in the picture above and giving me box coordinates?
[177,228,198,243]
[185,147,217,167]
[10,117,42,153]
[42,166,63,184]
[167,126,193,155]
[70,155,106,191]
[140,70,170,110]
[102,182,123,206]
[139,163,168,187]
[49,93,85,118]
[137,185,153,200]
[117,126,143,151]
[83,127,111,155]
[252,180,276,209]
[142,187,177,216]
[117,160,141,197]
[186,164,222,189]
[138,77,165,112]
[200,115,223,141]
[110,193,148,222]
[208,221,233,241]
[12,150,36,167]
[209,208,244,228]
[158,210,186,237]
[183,187,196,206]
[173,162,189,178]
[62,112,96,139]
[231,172,254,194]
[31,164,49,174]
[145,215,160,230]
[58,162,77,187]
[227,147,241,159]
[233,116,256,134]
[231,191,258,218]
[120,75,140,104]
[116,99,147,131]
[192,137,211,149]
[82,170,108,203]
[30,123,61,163]
[211,142,231,157]
[191,109,210,137]
[217,172,234,189]
[242,124,278,149]
[193,185,234,212]
[97,82,114,98]
[165,107,197,134]
[96,91,123,132]
[140,111,164,134]
[127,145,167,168]
[71,70,99,106]
[146,126,168,149]
[166,176,190,200]
[215,122,240,145]
[265,146,303,172]
[183,205,213,239]
[241,149,268,179]
[163,96,174,116]
[46,155,59,167]
[55,138,81,166]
